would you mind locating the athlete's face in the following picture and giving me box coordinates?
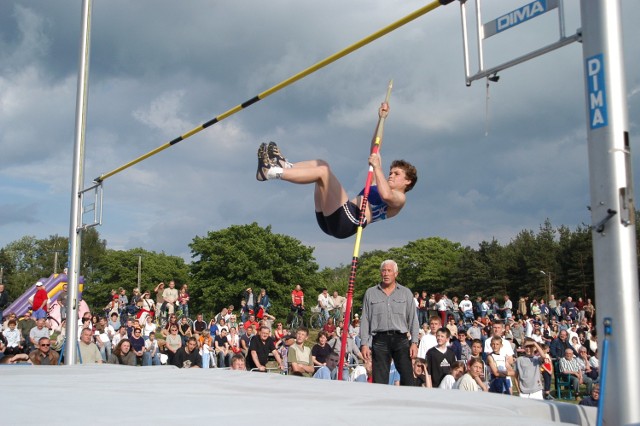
[387,167,410,190]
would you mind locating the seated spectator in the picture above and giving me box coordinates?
[243,315,259,334]
[559,348,584,398]
[214,328,233,367]
[576,347,596,392]
[164,324,182,366]
[579,384,600,407]
[273,322,286,346]
[288,328,315,377]
[311,331,335,367]
[455,357,488,391]
[17,311,36,350]
[589,349,600,377]
[550,330,575,359]
[468,339,483,364]
[112,326,128,350]
[465,320,481,341]
[143,332,161,366]
[349,317,361,348]
[0,353,31,365]
[246,326,284,372]
[446,318,458,338]
[107,311,120,331]
[230,353,246,371]
[129,328,146,365]
[193,314,207,336]
[161,314,178,338]
[388,361,401,386]
[411,358,429,387]
[215,308,229,324]
[228,326,242,355]
[174,337,202,368]
[313,351,343,380]
[208,316,218,335]
[2,312,18,330]
[108,339,136,365]
[350,357,373,383]
[450,330,471,361]
[198,329,213,350]
[142,315,157,341]
[78,327,103,364]
[240,325,254,356]
[198,332,215,368]
[2,320,24,355]
[322,317,337,340]
[278,334,296,372]
[439,360,466,389]
[178,317,193,344]
[28,337,60,365]
[331,326,363,365]
[571,335,583,354]
[29,318,50,352]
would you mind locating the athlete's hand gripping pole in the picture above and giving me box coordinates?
[338,81,392,380]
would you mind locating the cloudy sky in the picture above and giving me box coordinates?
[1,0,639,268]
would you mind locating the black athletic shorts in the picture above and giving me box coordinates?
[315,201,367,239]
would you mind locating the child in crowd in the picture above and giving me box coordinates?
[425,328,457,388]
[515,338,545,399]
[439,361,466,389]
[487,336,515,394]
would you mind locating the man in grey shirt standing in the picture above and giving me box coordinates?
[360,259,419,385]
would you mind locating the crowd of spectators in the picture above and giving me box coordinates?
[0,279,601,405]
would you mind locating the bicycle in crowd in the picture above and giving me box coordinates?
[155,303,192,328]
[308,307,342,330]
[288,304,305,330]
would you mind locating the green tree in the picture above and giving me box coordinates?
[188,223,318,320]
[469,239,510,298]
[2,236,42,300]
[557,224,593,300]
[86,248,189,311]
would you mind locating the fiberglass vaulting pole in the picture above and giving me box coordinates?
[65,0,93,365]
[580,0,640,424]
[338,81,393,380]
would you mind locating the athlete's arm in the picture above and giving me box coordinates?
[369,154,406,210]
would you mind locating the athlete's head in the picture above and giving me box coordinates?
[390,160,417,192]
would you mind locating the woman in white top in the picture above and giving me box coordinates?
[143,315,157,340]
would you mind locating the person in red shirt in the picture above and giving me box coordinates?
[290,284,305,319]
[243,314,259,332]
[31,282,49,320]
[322,317,337,340]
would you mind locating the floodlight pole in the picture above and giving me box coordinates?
[581,1,640,424]
[65,0,93,365]
[137,255,142,289]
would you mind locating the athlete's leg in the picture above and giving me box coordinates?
[258,143,349,215]
[279,160,349,216]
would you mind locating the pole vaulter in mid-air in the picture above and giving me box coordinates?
[254,102,417,240]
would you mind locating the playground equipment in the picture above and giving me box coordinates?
[1,273,85,318]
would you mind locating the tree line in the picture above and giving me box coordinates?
[2,216,638,320]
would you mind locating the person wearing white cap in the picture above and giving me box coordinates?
[30,282,49,320]
[459,295,473,315]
